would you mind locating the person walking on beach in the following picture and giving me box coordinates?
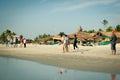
[73,34,79,50]
[6,35,10,47]
[20,38,24,48]
[110,30,117,55]
[14,37,18,48]
[10,37,13,48]
[61,35,69,53]
[23,38,26,48]
[13,37,16,48]
[61,35,66,53]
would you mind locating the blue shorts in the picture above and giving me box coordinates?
[111,43,116,50]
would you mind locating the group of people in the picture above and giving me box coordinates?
[2,30,118,55]
[61,34,79,53]
[5,35,27,48]
[61,30,118,55]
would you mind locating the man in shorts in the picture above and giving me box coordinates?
[110,30,117,55]
[61,35,69,53]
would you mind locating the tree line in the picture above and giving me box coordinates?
[85,24,120,33]
[85,19,120,33]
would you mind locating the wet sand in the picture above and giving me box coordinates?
[0,44,120,74]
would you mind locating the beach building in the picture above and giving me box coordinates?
[68,32,94,46]
[91,31,120,45]
[97,32,120,42]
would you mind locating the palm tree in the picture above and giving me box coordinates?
[4,29,11,36]
[102,19,108,31]
[0,29,16,42]
[59,32,66,37]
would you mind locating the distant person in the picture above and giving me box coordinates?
[13,37,16,48]
[61,35,65,53]
[65,35,69,52]
[23,38,26,48]
[10,37,13,48]
[110,30,117,55]
[73,34,79,50]
[6,35,10,47]
[20,38,24,48]
[14,37,18,48]
[61,35,69,53]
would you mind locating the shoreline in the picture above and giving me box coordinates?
[0,44,120,74]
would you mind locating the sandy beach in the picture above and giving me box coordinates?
[0,44,120,74]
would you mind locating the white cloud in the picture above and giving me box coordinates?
[51,0,117,13]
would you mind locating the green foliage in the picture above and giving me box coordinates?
[115,25,120,32]
[12,32,16,35]
[0,29,17,42]
[102,19,108,26]
[38,33,50,38]
[106,26,113,32]
[42,33,50,38]
[58,32,66,37]
[34,33,51,43]
[102,19,108,30]
[34,37,39,43]
[88,29,95,33]
[98,28,103,32]
[83,30,87,33]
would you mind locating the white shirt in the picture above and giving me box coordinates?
[23,39,26,44]
[62,36,68,44]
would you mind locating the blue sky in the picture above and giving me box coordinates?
[0,0,120,39]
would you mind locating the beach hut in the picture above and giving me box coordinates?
[52,35,62,44]
[52,35,62,41]
[69,32,93,40]
[39,36,53,44]
[96,31,120,43]
[68,32,94,46]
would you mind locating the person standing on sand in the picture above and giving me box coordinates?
[110,30,117,55]
[61,35,69,53]
[15,37,18,48]
[73,34,79,50]
[65,35,69,52]
[6,35,10,47]
[23,38,26,48]
[20,38,24,48]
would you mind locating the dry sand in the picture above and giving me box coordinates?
[0,44,120,74]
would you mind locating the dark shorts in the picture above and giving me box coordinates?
[111,43,116,50]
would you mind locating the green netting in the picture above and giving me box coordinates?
[100,41,110,45]
[103,36,111,38]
